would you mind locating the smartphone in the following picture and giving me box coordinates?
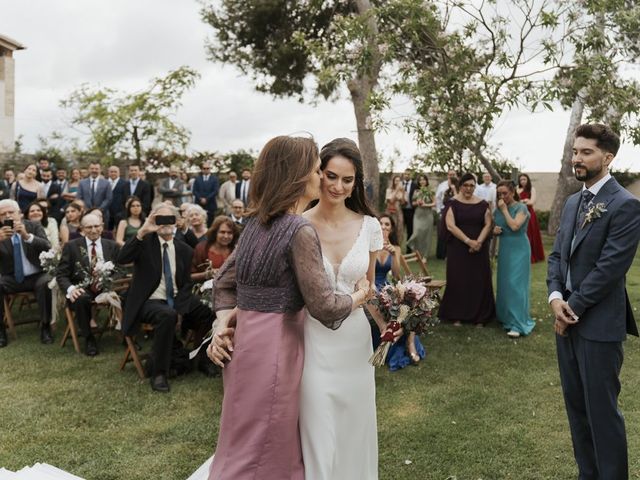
[155,215,176,226]
[3,219,13,229]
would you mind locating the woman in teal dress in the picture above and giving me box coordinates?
[493,180,535,338]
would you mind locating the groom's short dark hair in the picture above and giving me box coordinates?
[575,123,620,156]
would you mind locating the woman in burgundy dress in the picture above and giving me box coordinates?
[206,136,370,480]
[517,173,545,263]
[439,173,495,326]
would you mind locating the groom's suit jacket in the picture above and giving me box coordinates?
[547,177,640,341]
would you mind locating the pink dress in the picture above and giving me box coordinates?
[209,214,353,480]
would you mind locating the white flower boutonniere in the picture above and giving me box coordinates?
[582,202,607,228]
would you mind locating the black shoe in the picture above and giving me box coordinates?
[40,325,53,345]
[0,325,7,348]
[85,336,98,356]
[150,374,170,393]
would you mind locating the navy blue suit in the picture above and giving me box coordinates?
[547,176,640,479]
[193,174,219,225]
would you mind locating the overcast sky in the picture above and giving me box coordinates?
[3,0,639,172]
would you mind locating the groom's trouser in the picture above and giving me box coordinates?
[556,329,627,480]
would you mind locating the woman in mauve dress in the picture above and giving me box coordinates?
[206,136,370,480]
[438,172,495,326]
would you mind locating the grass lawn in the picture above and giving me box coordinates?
[1,234,639,479]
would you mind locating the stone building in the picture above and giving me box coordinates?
[0,34,25,152]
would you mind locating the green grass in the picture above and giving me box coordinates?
[1,234,640,479]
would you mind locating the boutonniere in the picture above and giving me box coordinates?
[582,202,607,228]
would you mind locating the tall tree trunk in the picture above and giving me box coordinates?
[475,149,501,181]
[351,0,381,207]
[132,126,142,165]
[548,93,584,235]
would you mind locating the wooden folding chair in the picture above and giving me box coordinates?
[399,251,446,290]
[120,323,154,379]
[3,291,38,340]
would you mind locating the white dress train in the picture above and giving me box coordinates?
[299,215,383,480]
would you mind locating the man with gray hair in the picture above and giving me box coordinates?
[0,199,53,347]
[117,203,215,392]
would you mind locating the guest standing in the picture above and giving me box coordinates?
[235,168,251,208]
[517,173,545,263]
[124,165,152,215]
[406,173,435,260]
[107,166,127,231]
[218,171,238,215]
[62,168,81,205]
[192,162,219,226]
[38,168,62,223]
[206,136,369,480]
[439,173,495,326]
[77,161,112,224]
[435,170,458,259]
[11,164,41,213]
[158,165,185,207]
[401,169,417,245]
[384,175,406,243]
[493,181,534,337]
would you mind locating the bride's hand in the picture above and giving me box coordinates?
[207,328,235,367]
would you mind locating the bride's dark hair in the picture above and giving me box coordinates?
[318,138,377,217]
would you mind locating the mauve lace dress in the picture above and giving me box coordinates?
[208,214,353,480]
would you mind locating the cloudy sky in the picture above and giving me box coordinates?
[3,0,639,172]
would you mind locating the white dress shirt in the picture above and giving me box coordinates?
[150,239,178,303]
[475,182,496,208]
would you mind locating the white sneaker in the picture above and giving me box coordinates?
[507,330,521,338]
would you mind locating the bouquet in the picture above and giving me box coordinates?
[414,186,433,205]
[39,249,61,276]
[368,277,440,367]
[192,259,215,308]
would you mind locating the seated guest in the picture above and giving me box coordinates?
[56,214,121,356]
[115,196,145,246]
[174,202,198,248]
[186,204,208,242]
[228,199,245,227]
[27,201,60,251]
[60,202,83,245]
[191,216,239,283]
[117,204,216,392]
[70,208,114,241]
[0,199,53,347]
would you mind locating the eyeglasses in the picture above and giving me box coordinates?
[83,225,102,230]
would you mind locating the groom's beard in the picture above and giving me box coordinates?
[574,163,603,182]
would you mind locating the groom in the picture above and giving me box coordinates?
[547,123,640,479]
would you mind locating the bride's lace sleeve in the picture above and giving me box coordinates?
[368,216,383,252]
[212,250,237,312]
[290,225,353,329]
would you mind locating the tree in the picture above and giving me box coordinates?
[61,66,200,165]
[200,0,442,203]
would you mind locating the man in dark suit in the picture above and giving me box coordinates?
[117,204,215,392]
[158,165,185,207]
[0,199,53,347]
[77,161,113,224]
[53,169,69,221]
[547,123,640,480]
[193,162,219,226]
[56,213,121,356]
[39,168,63,222]
[401,169,417,249]
[107,166,127,231]
[124,164,152,216]
[235,168,251,208]
[228,199,245,228]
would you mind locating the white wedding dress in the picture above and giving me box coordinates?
[299,215,383,480]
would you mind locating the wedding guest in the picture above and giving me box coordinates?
[72,208,114,241]
[439,172,495,326]
[187,204,208,242]
[191,216,239,283]
[124,164,152,215]
[79,168,89,179]
[401,169,417,244]
[117,204,216,391]
[228,199,245,227]
[60,202,83,245]
[115,196,145,246]
[158,165,185,207]
[27,201,59,251]
[36,157,56,181]
[0,199,53,347]
[406,173,435,259]
[517,173,545,263]
[56,213,121,356]
[218,171,238,215]
[235,168,251,208]
[385,174,405,243]
[435,170,458,259]
[53,169,68,221]
[372,213,425,369]
[107,166,127,231]
[174,202,199,249]
[3,168,16,192]
[475,172,497,210]
[11,164,41,213]
[206,135,369,479]
[62,168,81,204]
[192,162,219,226]
[493,181,534,337]
[180,171,193,203]
[0,175,9,200]
[548,123,640,479]
[77,161,112,228]
[38,168,62,222]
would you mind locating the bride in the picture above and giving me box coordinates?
[300,138,389,479]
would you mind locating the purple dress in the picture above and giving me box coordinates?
[209,214,353,480]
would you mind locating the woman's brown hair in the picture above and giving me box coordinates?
[247,135,319,224]
[205,215,240,251]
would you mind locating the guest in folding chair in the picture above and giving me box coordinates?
[56,213,121,356]
[0,199,53,347]
[117,204,216,393]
